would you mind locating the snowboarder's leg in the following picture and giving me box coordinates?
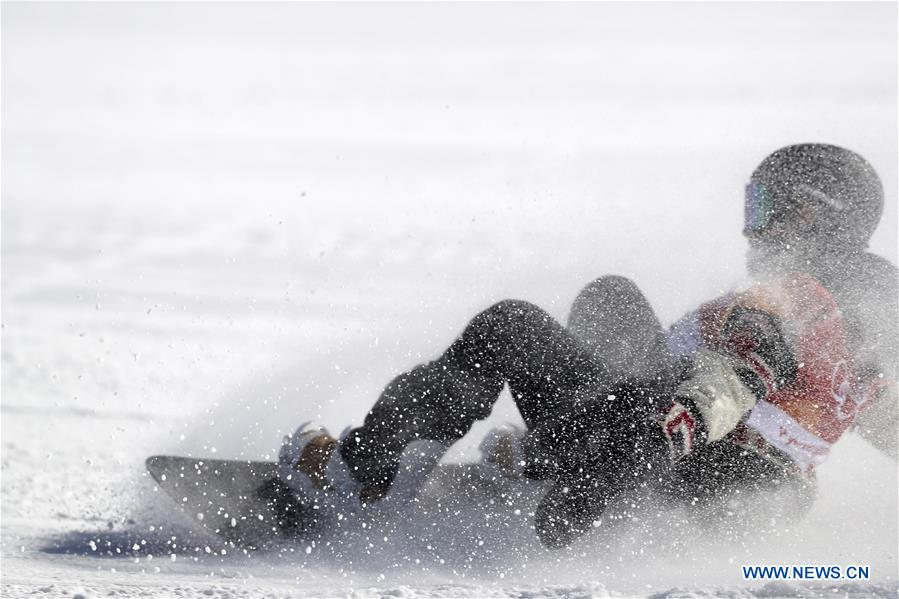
[568,275,672,383]
[527,278,694,548]
[339,299,610,499]
[483,277,681,482]
[532,381,669,548]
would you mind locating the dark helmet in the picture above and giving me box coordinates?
[744,144,884,250]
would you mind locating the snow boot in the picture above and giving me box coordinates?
[279,422,449,510]
[278,424,362,510]
[479,423,527,480]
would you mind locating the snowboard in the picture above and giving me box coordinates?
[146,455,317,547]
[147,454,544,547]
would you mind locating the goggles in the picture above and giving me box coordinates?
[743,180,778,235]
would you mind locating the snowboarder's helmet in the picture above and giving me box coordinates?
[744,144,883,250]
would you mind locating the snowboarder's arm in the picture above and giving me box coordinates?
[661,303,793,458]
[845,254,898,460]
[852,381,898,460]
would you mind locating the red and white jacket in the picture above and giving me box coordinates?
[667,273,886,473]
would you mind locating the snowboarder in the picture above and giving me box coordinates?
[278,143,898,549]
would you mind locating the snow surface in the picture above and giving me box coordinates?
[2,3,897,598]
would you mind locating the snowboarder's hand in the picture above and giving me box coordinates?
[660,399,706,461]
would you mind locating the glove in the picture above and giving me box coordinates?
[660,398,707,461]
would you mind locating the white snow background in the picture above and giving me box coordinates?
[2,3,897,598]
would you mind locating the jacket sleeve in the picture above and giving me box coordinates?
[853,382,897,460]
[841,253,898,460]
[838,253,899,459]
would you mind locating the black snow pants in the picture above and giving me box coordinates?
[337,275,814,547]
[338,275,675,496]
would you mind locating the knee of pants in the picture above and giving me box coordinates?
[571,275,646,316]
[472,299,551,335]
[446,299,553,374]
[568,275,663,348]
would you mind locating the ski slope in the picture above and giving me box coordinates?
[2,3,897,597]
